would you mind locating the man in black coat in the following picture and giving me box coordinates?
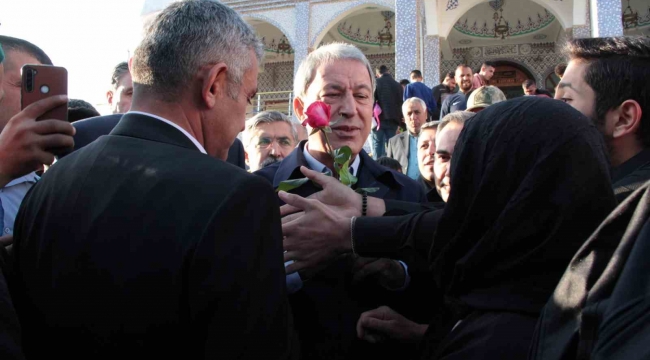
[557,37,650,202]
[10,2,296,359]
[64,114,247,169]
[256,43,426,360]
[371,65,403,159]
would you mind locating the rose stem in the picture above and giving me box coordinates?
[321,129,339,180]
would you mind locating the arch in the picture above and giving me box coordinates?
[243,14,296,48]
[492,59,537,80]
[438,0,570,39]
[309,1,395,48]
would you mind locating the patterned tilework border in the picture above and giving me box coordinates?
[294,2,311,75]
[396,0,418,81]
[309,0,395,47]
[591,0,624,37]
[424,36,441,86]
[258,61,295,100]
[573,0,592,38]
[441,52,564,90]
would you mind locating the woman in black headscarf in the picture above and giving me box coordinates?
[280,96,618,358]
[414,96,617,359]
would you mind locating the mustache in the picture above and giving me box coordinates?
[260,155,282,169]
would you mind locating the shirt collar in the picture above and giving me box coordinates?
[5,171,39,188]
[303,142,361,177]
[127,111,207,154]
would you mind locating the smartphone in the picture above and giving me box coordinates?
[20,64,68,121]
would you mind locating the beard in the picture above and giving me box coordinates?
[260,154,282,169]
[460,80,472,92]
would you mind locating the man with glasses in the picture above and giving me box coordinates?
[243,111,297,172]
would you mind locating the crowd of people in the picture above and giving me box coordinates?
[0,0,649,359]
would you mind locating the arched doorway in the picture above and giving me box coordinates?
[490,61,536,99]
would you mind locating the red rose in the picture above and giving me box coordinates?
[302,101,331,128]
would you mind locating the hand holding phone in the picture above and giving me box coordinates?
[21,64,68,121]
[0,95,75,188]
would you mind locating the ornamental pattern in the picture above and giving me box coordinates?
[336,13,396,47]
[454,9,555,38]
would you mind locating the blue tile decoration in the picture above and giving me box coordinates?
[294,2,310,75]
[395,0,418,81]
[591,0,624,37]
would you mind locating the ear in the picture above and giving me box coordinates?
[293,97,306,121]
[106,90,114,105]
[202,63,229,109]
[612,100,643,139]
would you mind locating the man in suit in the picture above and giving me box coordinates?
[11,2,297,359]
[243,111,297,172]
[106,61,133,114]
[62,113,247,169]
[256,43,426,360]
[386,97,427,180]
[371,65,403,159]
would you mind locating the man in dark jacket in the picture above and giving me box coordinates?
[371,65,403,159]
[11,2,297,359]
[556,36,650,202]
[257,43,426,360]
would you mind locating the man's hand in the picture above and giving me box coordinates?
[0,95,74,187]
[0,235,12,247]
[352,257,406,290]
[280,189,353,280]
[280,166,363,220]
[356,306,428,344]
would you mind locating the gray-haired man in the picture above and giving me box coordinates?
[243,111,297,172]
[12,1,297,359]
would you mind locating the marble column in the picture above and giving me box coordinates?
[293,2,310,76]
[395,0,418,81]
[589,0,624,37]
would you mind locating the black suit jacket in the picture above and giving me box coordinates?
[374,73,403,125]
[65,113,247,169]
[12,113,297,359]
[255,141,426,360]
[386,132,412,174]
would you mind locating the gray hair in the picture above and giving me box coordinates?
[132,0,263,101]
[293,42,375,100]
[402,97,427,112]
[437,111,475,133]
[243,111,297,146]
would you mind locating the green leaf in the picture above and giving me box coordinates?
[356,187,380,194]
[338,159,358,187]
[333,146,353,165]
[309,127,320,136]
[276,178,310,192]
[322,126,332,133]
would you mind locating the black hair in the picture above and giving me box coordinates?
[0,35,52,65]
[410,70,423,78]
[68,99,100,123]
[111,62,130,88]
[566,37,650,146]
[376,157,402,172]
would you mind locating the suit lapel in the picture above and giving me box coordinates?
[356,151,392,199]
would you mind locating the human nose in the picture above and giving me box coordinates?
[338,92,356,118]
[269,141,280,155]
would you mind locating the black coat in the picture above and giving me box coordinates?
[11,113,298,359]
[611,148,650,202]
[374,73,403,125]
[66,113,247,169]
[255,141,426,360]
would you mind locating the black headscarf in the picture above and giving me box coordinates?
[430,96,617,314]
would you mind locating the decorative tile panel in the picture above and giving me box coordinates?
[245,8,298,46]
[395,0,418,81]
[294,2,310,75]
[591,0,623,37]
[424,36,441,86]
